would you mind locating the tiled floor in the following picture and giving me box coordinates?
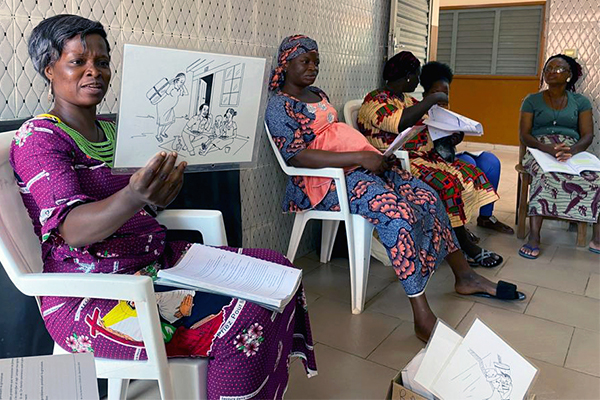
[125,143,600,400]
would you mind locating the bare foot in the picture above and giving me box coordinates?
[414,313,437,343]
[519,240,540,258]
[454,270,497,297]
[590,240,600,253]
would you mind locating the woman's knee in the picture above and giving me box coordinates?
[477,152,501,174]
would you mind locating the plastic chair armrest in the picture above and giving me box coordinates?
[17,273,155,302]
[156,209,227,246]
[284,166,346,180]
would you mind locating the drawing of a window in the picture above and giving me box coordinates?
[220,63,244,107]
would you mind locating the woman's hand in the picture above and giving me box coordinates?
[553,143,573,162]
[450,132,465,146]
[127,152,187,208]
[429,92,449,106]
[359,152,393,174]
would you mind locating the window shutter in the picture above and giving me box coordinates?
[496,7,543,75]
[391,0,430,64]
[438,6,543,76]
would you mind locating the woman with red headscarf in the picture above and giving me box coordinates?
[265,35,524,342]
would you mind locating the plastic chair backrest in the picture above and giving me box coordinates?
[343,99,363,130]
[0,130,44,287]
[264,123,293,174]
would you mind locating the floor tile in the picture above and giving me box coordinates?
[550,246,600,274]
[293,254,323,275]
[526,287,600,332]
[302,262,395,307]
[366,321,426,370]
[565,328,600,377]
[497,256,589,295]
[529,358,600,400]
[456,303,573,366]
[307,297,401,358]
[585,274,600,299]
[480,234,558,263]
[285,343,397,400]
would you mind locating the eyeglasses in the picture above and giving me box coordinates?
[544,67,569,74]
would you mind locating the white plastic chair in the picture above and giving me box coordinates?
[265,122,376,314]
[0,129,228,400]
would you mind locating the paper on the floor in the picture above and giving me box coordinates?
[414,320,462,391]
[401,349,436,399]
[156,244,302,312]
[415,318,538,400]
[424,106,484,140]
[0,353,98,400]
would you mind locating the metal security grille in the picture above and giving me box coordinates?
[388,0,431,64]
[545,0,600,156]
[439,5,543,76]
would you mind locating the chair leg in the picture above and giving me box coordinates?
[107,378,129,400]
[320,220,340,263]
[517,173,530,240]
[348,215,374,315]
[287,213,309,262]
[576,222,588,247]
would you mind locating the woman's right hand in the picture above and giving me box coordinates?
[360,152,392,174]
[127,152,187,208]
[428,92,449,107]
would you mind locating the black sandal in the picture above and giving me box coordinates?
[469,280,526,301]
[468,249,503,268]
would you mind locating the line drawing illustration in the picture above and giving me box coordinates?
[115,45,266,170]
[451,349,513,400]
[136,58,248,158]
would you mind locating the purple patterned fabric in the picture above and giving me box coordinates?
[10,116,317,399]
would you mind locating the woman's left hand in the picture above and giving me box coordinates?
[450,132,465,146]
[554,143,572,162]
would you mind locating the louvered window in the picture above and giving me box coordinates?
[438,6,543,76]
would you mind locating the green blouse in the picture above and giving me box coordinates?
[520,91,592,140]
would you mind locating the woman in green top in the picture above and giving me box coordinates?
[519,54,599,258]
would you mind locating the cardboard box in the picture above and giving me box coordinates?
[386,369,537,400]
[386,370,429,400]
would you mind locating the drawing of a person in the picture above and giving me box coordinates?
[180,103,213,156]
[213,108,238,153]
[468,350,514,400]
[155,72,189,143]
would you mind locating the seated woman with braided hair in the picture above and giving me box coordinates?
[11,15,316,399]
[357,52,505,269]
[519,54,599,259]
[265,35,525,342]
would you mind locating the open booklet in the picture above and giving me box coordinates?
[527,147,600,175]
[156,244,302,312]
[413,318,538,400]
[0,353,98,400]
[424,105,484,141]
[383,125,425,157]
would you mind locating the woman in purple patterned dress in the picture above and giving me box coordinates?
[265,35,525,341]
[11,15,315,399]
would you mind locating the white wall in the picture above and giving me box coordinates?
[0,0,390,254]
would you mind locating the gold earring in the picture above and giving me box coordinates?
[47,81,54,103]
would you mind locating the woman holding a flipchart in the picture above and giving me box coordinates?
[358,52,505,269]
[519,54,599,259]
[12,15,317,399]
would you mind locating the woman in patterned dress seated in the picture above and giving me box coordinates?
[357,51,505,268]
[518,54,599,258]
[12,15,316,399]
[265,35,524,342]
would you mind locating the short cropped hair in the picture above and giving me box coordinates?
[420,61,453,93]
[28,14,110,82]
